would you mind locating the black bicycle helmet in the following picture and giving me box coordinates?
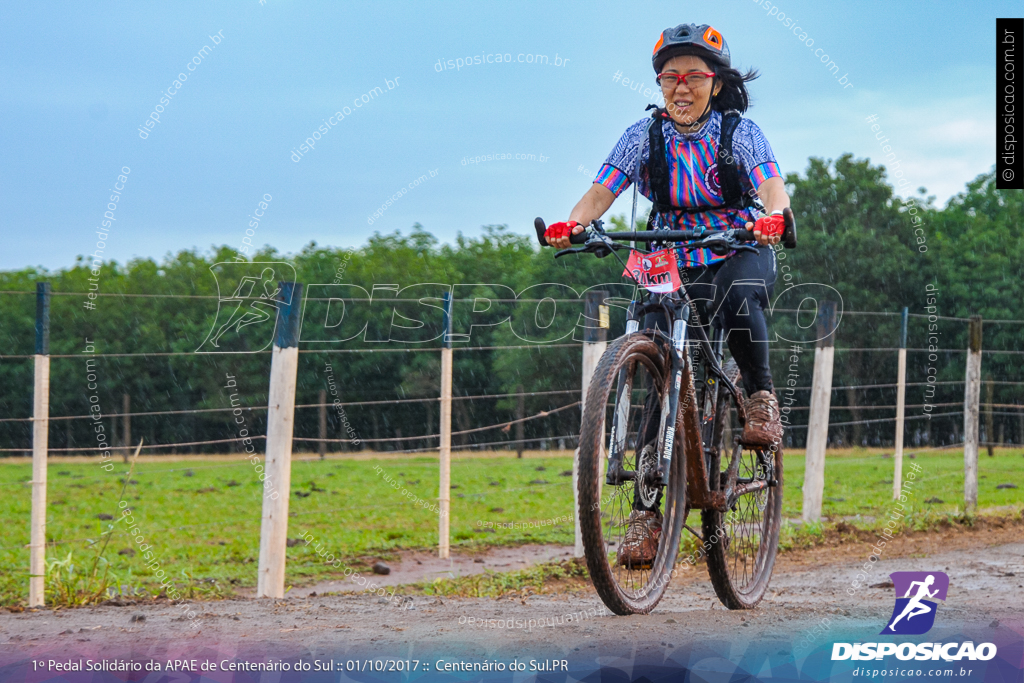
[652,23,731,73]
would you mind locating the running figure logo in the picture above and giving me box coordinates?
[881,571,949,635]
[196,262,297,353]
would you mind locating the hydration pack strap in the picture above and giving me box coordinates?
[718,110,745,208]
[646,107,673,216]
[644,108,754,228]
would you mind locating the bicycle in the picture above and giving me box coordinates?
[534,211,796,615]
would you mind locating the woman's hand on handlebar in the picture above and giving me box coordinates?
[745,212,784,247]
[548,184,614,248]
[544,220,586,249]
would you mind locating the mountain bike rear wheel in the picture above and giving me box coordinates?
[701,359,783,609]
[577,333,689,615]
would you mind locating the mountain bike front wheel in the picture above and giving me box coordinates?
[577,333,689,615]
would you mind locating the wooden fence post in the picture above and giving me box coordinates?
[574,291,608,558]
[985,380,994,457]
[802,300,836,523]
[29,282,51,607]
[121,394,131,462]
[963,315,982,513]
[257,282,303,598]
[1018,403,1023,451]
[318,389,327,460]
[438,292,453,559]
[893,307,908,499]
[515,384,525,458]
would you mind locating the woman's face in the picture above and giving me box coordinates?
[660,54,723,128]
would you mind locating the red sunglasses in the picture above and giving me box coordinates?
[657,71,715,88]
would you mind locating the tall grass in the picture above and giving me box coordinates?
[45,442,143,607]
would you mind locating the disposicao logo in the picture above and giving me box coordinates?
[881,571,948,635]
[830,570,998,663]
[831,642,997,662]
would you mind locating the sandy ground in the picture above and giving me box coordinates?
[1,518,1021,667]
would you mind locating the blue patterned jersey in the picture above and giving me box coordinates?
[595,110,781,267]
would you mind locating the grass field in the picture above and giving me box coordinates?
[0,447,1021,606]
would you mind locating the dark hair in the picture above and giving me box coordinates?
[662,49,759,113]
[709,62,759,113]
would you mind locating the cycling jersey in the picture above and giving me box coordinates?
[595,110,781,267]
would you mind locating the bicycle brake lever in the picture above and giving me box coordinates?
[554,247,588,259]
[685,235,732,256]
[686,238,759,256]
[594,241,630,258]
[558,235,626,259]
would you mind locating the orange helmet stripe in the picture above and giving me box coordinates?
[652,34,664,55]
[702,26,723,50]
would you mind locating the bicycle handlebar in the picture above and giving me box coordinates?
[534,208,797,251]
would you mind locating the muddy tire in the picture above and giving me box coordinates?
[701,359,783,609]
[577,333,688,615]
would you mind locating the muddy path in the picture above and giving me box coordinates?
[258,543,578,595]
[1,519,1021,665]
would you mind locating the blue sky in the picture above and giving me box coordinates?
[0,0,1013,270]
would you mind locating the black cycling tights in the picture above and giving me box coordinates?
[642,244,778,398]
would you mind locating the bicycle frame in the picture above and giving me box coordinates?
[536,214,790,611]
[530,214,793,515]
[603,283,760,513]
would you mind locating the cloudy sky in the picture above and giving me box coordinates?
[0,0,1012,270]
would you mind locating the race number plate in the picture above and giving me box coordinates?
[623,248,682,293]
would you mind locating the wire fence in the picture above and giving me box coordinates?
[3,284,1023,607]
[2,288,1024,324]
[2,284,1022,455]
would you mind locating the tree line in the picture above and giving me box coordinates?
[0,156,1021,454]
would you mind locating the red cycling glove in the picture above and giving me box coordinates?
[543,220,579,245]
[754,212,785,238]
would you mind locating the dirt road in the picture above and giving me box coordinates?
[1,520,1021,674]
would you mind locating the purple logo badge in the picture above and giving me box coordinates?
[704,163,722,196]
[881,571,949,635]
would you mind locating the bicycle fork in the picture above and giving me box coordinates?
[605,301,689,490]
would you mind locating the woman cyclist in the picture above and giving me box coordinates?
[544,23,787,565]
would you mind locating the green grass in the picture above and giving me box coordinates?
[417,558,589,599]
[780,447,1024,521]
[0,447,1021,606]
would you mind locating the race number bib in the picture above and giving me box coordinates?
[623,248,682,293]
